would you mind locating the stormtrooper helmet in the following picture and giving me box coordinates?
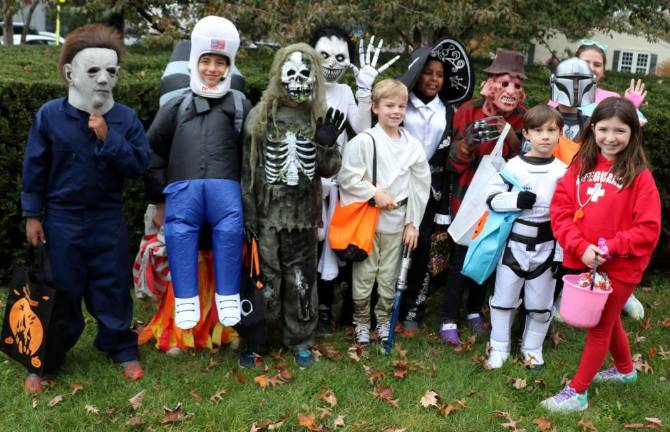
[550,58,597,107]
[281,51,316,102]
[189,16,240,98]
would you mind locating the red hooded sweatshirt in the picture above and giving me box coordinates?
[550,153,661,284]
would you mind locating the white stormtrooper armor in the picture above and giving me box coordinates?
[485,155,567,368]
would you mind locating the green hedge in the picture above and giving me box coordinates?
[1,45,669,282]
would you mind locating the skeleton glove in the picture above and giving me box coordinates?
[516,191,537,210]
[315,108,347,147]
[352,36,400,93]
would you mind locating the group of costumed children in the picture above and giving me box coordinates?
[19,17,660,414]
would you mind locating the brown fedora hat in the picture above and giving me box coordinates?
[483,48,527,80]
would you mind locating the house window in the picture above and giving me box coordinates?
[617,50,651,74]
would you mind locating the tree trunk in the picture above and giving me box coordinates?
[3,2,15,46]
[21,0,40,44]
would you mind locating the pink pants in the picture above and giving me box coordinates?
[570,278,635,393]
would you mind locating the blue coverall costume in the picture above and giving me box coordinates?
[21,98,150,363]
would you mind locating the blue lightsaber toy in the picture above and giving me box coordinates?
[385,244,412,355]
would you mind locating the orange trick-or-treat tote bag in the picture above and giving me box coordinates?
[329,132,379,262]
[2,244,68,375]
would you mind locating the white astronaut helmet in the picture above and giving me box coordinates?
[189,16,240,98]
[550,57,597,107]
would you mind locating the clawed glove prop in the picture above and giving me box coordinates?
[516,191,537,210]
[315,107,347,147]
[351,35,400,92]
[468,115,506,146]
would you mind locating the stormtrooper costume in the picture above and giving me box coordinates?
[241,43,343,355]
[145,16,251,330]
[486,155,567,368]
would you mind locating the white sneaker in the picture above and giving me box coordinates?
[540,386,588,412]
[623,294,645,320]
[376,321,390,343]
[215,293,241,326]
[486,349,509,369]
[175,295,200,329]
[354,323,370,345]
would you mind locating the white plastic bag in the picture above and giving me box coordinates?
[448,123,510,246]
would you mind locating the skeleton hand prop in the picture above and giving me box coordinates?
[351,36,400,92]
[464,116,504,148]
[315,108,346,147]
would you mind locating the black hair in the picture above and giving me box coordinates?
[310,24,353,57]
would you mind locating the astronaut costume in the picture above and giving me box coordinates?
[145,17,250,330]
[486,155,566,368]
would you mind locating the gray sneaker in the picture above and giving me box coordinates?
[354,323,370,345]
[540,386,588,412]
[376,321,390,344]
[593,367,638,384]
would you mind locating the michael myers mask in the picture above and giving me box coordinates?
[64,47,119,114]
[281,51,316,102]
[314,35,350,83]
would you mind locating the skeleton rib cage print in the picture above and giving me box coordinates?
[264,130,317,185]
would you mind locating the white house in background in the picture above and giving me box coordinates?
[530,31,670,75]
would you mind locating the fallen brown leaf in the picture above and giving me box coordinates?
[189,389,203,401]
[160,402,190,425]
[297,412,323,431]
[127,415,143,426]
[333,415,345,428]
[71,383,84,396]
[255,374,269,388]
[347,344,362,362]
[550,329,564,347]
[577,419,598,431]
[512,377,527,390]
[84,404,99,414]
[419,390,440,408]
[656,346,670,360]
[319,343,342,360]
[633,353,654,374]
[454,335,477,353]
[105,406,115,415]
[236,369,248,384]
[47,395,63,407]
[659,317,670,328]
[317,389,337,407]
[382,429,406,432]
[31,399,38,409]
[648,346,657,360]
[316,406,332,419]
[209,389,226,404]
[532,416,555,432]
[206,356,218,371]
[371,384,399,407]
[128,390,146,411]
[645,417,662,430]
[560,373,572,386]
[363,365,385,384]
[639,316,654,330]
[250,415,287,431]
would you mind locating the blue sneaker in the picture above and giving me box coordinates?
[295,350,315,369]
[540,386,588,412]
[239,352,261,369]
[593,367,638,384]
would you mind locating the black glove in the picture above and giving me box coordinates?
[244,224,258,243]
[516,191,536,209]
[315,108,346,148]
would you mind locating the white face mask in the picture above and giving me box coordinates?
[314,36,349,83]
[64,48,119,114]
[281,51,316,102]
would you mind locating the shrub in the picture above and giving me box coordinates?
[1,46,669,282]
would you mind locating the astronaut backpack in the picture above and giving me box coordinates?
[461,169,525,284]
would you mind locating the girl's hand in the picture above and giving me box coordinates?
[581,244,607,268]
[624,79,647,106]
[403,224,419,250]
[374,189,396,210]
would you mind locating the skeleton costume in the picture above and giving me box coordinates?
[145,17,251,330]
[398,38,474,325]
[241,43,342,353]
[486,155,566,367]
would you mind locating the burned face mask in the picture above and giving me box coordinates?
[314,36,350,83]
[481,73,525,114]
[281,51,316,102]
[64,47,119,114]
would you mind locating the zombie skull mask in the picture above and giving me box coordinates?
[481,73,525,114]
[63,47,119,114]
[314,35,350,83]
[281,51,316,103]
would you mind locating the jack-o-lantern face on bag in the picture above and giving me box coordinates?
[7,286,44,358]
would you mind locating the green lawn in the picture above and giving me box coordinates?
[1,276,668,432]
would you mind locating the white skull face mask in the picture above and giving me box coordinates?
[314,36,349,83]
[64,47,119,114]
[281,51,316,102]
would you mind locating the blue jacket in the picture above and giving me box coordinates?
[21,97,150,216]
